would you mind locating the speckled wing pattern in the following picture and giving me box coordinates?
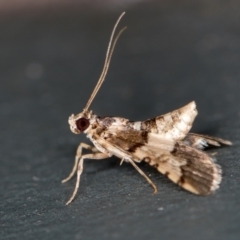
[99,101,231,195]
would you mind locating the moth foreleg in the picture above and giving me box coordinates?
[66,152,110,205]
[62,143,99,184]
[128,159,158,194]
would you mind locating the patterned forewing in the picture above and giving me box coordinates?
[142,101,197,141]
[95,112,222,195]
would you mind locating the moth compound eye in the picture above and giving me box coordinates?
[76,118,90,131]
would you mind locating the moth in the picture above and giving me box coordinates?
[62,12,232,205]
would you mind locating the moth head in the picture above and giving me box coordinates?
[68,110,92,134]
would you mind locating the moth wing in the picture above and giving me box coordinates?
[102,127,176,159]
[132,139,222,195]
[142,101,197,141]
[99,127,221,195]
[183,133,232,149]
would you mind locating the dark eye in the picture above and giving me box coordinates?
[76,118,90,131]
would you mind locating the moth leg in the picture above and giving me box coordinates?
[128,158,158,194]
[119,158,124,166]
[62,143,99,183]
[66,152,110,205]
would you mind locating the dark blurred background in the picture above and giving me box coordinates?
[1,1,240,240]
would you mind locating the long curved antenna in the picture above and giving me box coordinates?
[84,12,126,111]
[85,26,127,110]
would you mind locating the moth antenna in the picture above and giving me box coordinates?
[86,26,127,109]
[84,12,126,111]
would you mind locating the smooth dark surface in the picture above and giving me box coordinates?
[1,1,240,240]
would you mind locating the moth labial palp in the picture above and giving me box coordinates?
[62,12,232,205]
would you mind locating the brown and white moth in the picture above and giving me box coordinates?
[62,12,232,205]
